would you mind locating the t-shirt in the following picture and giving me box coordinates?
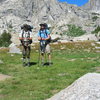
[19,30,32,41]
[38,29,50,39]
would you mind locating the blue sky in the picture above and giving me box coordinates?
[58,0,89,6]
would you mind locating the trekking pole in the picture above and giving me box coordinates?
[44,51,47,64]
[38,42,41,67]
[43,41,47,65]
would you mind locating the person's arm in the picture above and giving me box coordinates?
[19,30,23,40]
[19,30,24,44]
[28,31,32,40]
[45,30,51,40]
[38,31,42,41]
[45,35,51,40]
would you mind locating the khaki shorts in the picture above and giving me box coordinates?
[40,44,51,54]
[45,44,51,54]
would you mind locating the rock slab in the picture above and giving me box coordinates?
[47,73,100,100]
[0,74,11,81]
[0,60,3,64]
[9,43,21,54]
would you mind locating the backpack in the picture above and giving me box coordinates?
[22,30,31,41]
[21,25,33,32]
[39,29,51,44]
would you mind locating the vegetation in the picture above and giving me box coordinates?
[92,26,100,34]
[0,31,12,47]
[92,16,99,22]
[0,42,100,100]
[66,24,86,37]
[92,12,100,15]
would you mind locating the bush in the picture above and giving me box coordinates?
[92,26,100,34]
[66,24,86,37]
[0,31,12,47]
[92,16,99,22]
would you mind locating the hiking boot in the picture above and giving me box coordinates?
[27,62,30,67]
[23,59,26,67]
[41,62,45,66]
[48,62,53,66]
[23,62,26,67]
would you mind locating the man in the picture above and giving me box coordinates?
[19,24,32,67]
[38,23,51,66]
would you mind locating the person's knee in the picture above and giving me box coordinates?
[41,52,44,56]
[47,53,51,56]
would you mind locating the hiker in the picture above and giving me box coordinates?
[38,23,52,66]
[19,24,33,67]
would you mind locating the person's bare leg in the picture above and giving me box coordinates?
[48,53,51,65]
[22,46,26,66]
[27,46,31,67]
[41,53,45,66]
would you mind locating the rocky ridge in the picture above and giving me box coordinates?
[0,0,100,43]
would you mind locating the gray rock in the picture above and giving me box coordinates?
[0,60,3,64]
[96,42,100,44]
[73,34,98,42]
[0,74,11,81]
[9,43,21,54]
[95,47,100,49]
[0,0,100,43]
[47,73,100,100]
[82,0,100,13]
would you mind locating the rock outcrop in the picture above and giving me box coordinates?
[47,73,100,100]
[0,74,11,81]
[0,60,4,64]
[9,43,21,54]
[0,0,100,43]
[0,0,92,33]
[82,0,100,13]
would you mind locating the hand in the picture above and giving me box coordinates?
[19,37,23,40]
[29,40,32,44]
[38,37,42,41]
[42,38,46,40]
[28,38,32,40]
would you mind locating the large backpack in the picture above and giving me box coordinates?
[21,24,33,32]
[22,30,31,41]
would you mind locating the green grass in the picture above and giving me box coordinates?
[0,42,100,100]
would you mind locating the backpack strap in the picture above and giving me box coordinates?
[22,30,24,38]
[39,29,48,36]
[45,29,48,36]
[39,30,41,38]
[22,30,31,39]
[28,31,30,38]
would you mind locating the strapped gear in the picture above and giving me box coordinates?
[21,30,32,46]
[39,29,51,44]
[20,24,33,67]
[21,24,33,32]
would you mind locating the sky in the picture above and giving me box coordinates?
[58,0,89,6]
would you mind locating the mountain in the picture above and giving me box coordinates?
[0,0,100,43]
[0,0,67,32]
[0,0,90,31]
[82,0,100,13]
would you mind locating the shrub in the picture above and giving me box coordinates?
[92,26,100,34]
[0,31,12,47]
[66,24,86,37]
[92,16,99,22]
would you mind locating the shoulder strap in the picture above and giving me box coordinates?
[39,30,42,38]
[22,30,24,38]
[28,31,30,37]
[39,29,48,37]
[45,29,48,36]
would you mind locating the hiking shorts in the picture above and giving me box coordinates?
[45,44,51,54]
[40,44,51,54]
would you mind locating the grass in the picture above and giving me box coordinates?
[0,42,100,100]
